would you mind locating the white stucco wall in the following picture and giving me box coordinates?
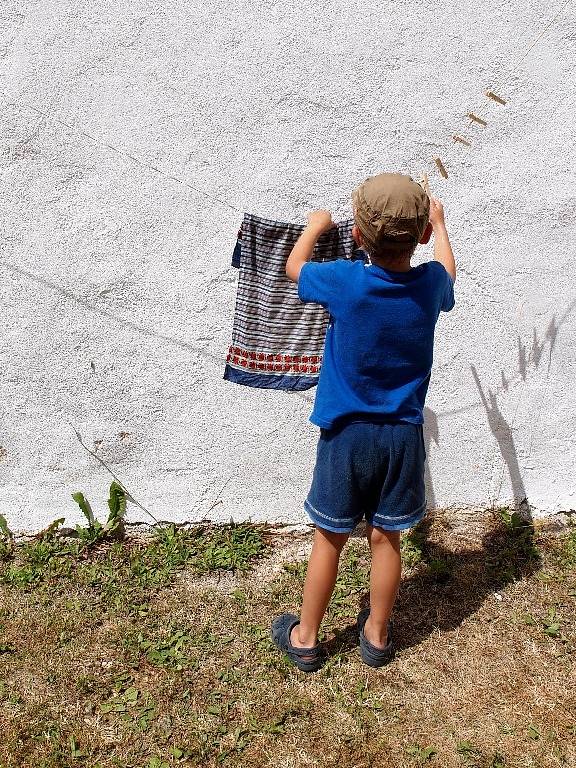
[1,1,575,532]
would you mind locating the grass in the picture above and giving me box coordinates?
[0,511,574,768]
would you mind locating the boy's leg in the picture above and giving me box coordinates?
[364,525,401,648]
[290,526,350,650]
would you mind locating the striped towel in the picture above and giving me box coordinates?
[224,212,361,391]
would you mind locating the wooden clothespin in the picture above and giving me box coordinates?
[420,172,431,197]
[468,112,487,126]
[453,135,472,147]
[485,90,507,105]
[434,157,448,179]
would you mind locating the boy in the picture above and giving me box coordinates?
[271,172,456,671]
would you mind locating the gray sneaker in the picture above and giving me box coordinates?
[271,613,324,673]
[357,608,394,667]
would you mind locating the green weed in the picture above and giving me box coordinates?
[0,514,14,560]
[0,521,266,602]
[456,740,483,758]
[406,744,437,762]
[184,522,266,573]
[72,480,126,545]
[138,629,195,670]
[0,536,77,588]
[428,555,452,582]
[401,532,424,567]
[100,676,157,733]
[554,528,576,569]
[542,607,562,638]
[487,507,540,581]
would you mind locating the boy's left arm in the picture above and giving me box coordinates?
[285,210,336,282]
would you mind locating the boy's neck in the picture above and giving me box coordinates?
[370,255,412,273]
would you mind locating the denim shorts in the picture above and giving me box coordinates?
[304,421,427,533]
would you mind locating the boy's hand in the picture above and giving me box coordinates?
[428,197,446,231]
[306,210,335,236]
[286,210,335,283]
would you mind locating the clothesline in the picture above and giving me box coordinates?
[1,0,573,214]
[0,94,243,214]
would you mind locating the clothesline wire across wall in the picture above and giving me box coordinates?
[1,0,573,216]
[1,96,243,214]
[512,0,574,67]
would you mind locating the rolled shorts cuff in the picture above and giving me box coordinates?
[304,498,428,533]
[369,499,428,531]
[304,499,360,534]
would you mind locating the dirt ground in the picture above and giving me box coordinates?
[0,509,575,768]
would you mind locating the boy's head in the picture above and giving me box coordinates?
[352,173,432,263]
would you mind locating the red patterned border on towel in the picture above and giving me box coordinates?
[226,346,322,375]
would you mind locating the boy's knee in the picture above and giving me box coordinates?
[316,527,349,551]
[367,525,400,548]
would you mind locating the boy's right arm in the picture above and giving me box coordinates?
[286,210,335,283]
[429,197,456,281]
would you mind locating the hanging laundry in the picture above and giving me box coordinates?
[231,228,242,268]
[225,212,362,391]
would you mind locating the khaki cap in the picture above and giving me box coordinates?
[352,173,430,256]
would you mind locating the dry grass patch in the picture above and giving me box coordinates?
[0,512,574,768]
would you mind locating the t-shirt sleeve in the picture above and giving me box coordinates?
[430,261,455,313]
[297,260,349,309]
[441,271,455,312]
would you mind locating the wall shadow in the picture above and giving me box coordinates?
[515,297,575,384]
[423,406,439,511]
[1,261,224,368]
[471,365,529,515]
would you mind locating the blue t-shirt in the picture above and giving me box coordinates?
[298,258,455,428]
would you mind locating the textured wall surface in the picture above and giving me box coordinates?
[1,1,575,532]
